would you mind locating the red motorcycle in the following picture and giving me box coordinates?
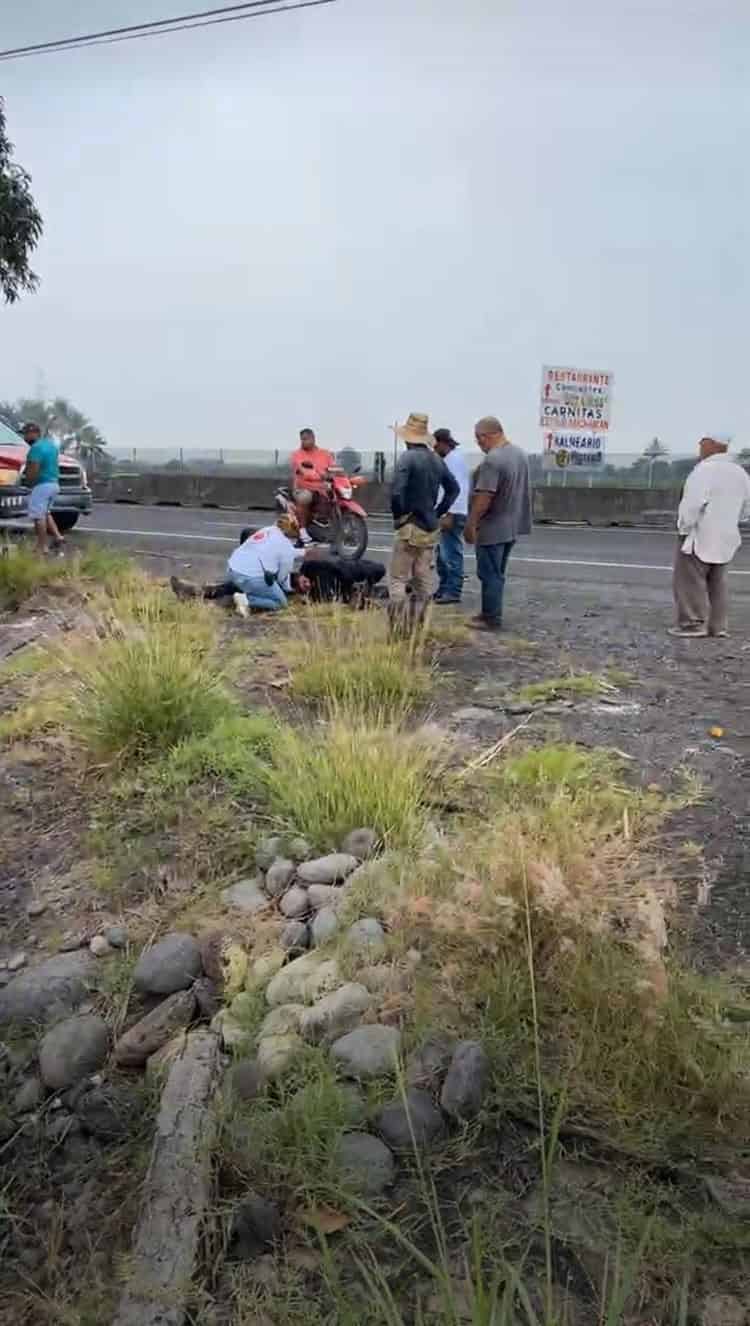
[276,464,369,559]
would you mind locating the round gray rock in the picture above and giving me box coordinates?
[297,854,359,886]
[300,983,371,1044]
[105,926,128,950]
[76,1083,141,1141]
[331,1024,401,1079]
[336,1131,395,1195]
[279,886,309,919]
[39,1014,109,1091]
[346,918,386,954]
[340,828,378,861]
[0,952,95,1028]
[255,835,286,872]
[258,1003,305,1039]
[406,1035,455,1089]
[229,1192,281,1259]
[133,933,202,995]
[265,858,297,898]
[311,907,340,947]
[376,1088,444,1150]
[280,920,309,953]
[14,1076,43,1114]
[287,836,313,862]
[229,1058,266,1103]
[307,884,338,912]
[440,1040,490,1121]
[221,878,269,915]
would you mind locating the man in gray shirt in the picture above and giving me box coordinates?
[464,415,532,631]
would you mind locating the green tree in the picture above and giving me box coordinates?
[0,395,109,469]
[0,98,43,304]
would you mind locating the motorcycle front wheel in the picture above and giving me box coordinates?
[333,511,368,560]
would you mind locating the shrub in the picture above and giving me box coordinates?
[63,616,233,762]
[288,608,432,718]
[256,710,441,849]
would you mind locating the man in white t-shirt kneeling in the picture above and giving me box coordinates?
[226,513,298,612]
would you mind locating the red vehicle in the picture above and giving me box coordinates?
[0,418,92,532]
[276,465,369,559]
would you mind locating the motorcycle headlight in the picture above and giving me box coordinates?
[338,484,352,499]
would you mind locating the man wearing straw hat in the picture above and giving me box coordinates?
[389,412,459,619]
[670,431,750,638]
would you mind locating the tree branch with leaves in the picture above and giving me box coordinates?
[0,97,43,304]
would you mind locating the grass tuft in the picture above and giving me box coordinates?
[0,543,67,609]
[516,672,614,705]
[256,708,442,849]
[288,607,432,718]
[60,607,233,762]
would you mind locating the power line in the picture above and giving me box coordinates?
[0,1,284,58]
[0,0,335,62]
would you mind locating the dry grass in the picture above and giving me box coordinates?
[286,606,433,718]
[375,743,750,1155]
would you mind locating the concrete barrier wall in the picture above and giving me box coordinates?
[93,474,680,525]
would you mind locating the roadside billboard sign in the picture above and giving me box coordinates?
[540,366,613,432]
[542,430,606,471]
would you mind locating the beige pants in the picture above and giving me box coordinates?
[389,529,436,603]
[672,541,728,634]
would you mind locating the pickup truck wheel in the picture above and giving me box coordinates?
[52,512,79,533]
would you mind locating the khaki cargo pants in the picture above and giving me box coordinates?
[389,523,438,604]
[673,540,728,635]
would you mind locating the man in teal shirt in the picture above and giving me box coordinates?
[22,422,64,554]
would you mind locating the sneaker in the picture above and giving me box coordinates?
[433,594,461,605]
[668,626,708,638]
[233,592,250,619]
[709,629,729,638]
[298,529,313,546]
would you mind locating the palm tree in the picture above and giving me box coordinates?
[642,436,670,488]
[0,395,109,471]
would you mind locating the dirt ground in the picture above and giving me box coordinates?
[1,557,748,976]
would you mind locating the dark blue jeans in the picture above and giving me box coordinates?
[436,514,466,599]
[475,540,515,626]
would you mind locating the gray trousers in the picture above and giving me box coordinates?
[672,540,728,634]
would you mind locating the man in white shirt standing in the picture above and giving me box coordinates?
[670,432,750,638]
[432,428,470,604]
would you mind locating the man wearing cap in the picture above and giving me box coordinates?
[464,416,532,632]
[432,428,469,604]
[670,432,750,638]
[389,412,459,613]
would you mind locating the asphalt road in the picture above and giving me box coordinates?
[67,502,750,596]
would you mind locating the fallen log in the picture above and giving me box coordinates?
[113,1028,221,1326]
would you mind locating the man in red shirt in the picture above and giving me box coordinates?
[290,427,334,545]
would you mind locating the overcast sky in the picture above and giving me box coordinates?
[1,0,748,456]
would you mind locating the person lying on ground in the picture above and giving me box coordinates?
[295,546,386,604]
[171,536,386,609]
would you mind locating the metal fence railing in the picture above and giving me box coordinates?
[98,446,709,490]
